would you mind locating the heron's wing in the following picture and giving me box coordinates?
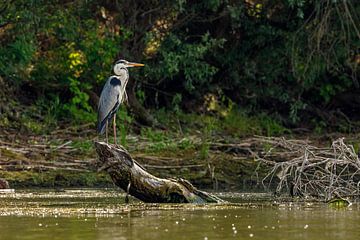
[97,77,121,134]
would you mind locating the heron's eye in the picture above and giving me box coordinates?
[115,59,128,65]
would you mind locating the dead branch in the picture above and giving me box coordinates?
[93,141,225,203]
[256,136,360,201]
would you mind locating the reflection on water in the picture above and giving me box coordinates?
[0,189,359,240]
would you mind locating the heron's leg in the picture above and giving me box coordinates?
[105,121,109,144]
[125,181,131,204]
[113,113,117,145]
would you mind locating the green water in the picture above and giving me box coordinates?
[0,189,359,240]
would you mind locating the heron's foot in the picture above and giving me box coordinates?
[125,182,131,204]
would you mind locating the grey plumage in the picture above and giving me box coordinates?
[97,75,127,134]
[97,59,144,143]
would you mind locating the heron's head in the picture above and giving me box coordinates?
[113,59,144,75]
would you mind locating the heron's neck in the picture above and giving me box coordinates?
[113,75,128,90]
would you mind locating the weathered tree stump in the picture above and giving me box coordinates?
[94,141,225,203]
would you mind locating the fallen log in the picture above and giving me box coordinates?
[94,141,225,203]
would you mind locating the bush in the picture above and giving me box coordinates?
[0,0,358,131]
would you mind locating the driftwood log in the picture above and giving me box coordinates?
[94,141,225,203]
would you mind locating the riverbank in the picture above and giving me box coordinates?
[1,111,359,190]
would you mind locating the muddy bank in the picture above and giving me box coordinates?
[1,127,359,191]
[0,133,268,190]
[0,151,264,190]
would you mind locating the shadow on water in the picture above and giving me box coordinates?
[0,189,359,240]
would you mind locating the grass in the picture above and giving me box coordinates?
[221,110,290,137]
[71,139,94,152]
[139,127,196,153]
[154,108,289,138]
[139,109,289,156]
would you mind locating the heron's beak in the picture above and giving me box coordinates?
[127,62,145,67]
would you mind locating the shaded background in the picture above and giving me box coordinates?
[0,0,359,133]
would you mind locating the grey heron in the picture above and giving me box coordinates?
[97,59,144,144]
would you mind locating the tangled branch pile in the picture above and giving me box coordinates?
[0,138,91,172]
[258,137,360,201]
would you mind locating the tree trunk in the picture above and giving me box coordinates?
[127,80,155,126]
[93,141,225,203]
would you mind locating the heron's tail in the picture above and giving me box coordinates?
[97,117,107,135]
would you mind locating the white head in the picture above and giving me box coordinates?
[113,59,144,76]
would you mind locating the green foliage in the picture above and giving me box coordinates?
[71,139,94,152]
[287,0,306,18]
[328,198,351,208]
[142,0,358,128]
[153,104,288,143]
[136,89,146,105]
[0,0,358,132]
[178,138,195,150]
[172,93,182,115]
[42,96,62,128]
[141,127,168,142]
[222,109,289,137]
[116,106,133,147]
[199,116,217,159]
[146,32,225,94]
[0,1,125,125]
[140,127,172,152]
[63,77,95,123]
[257,114,290,136]
[0,35,36,85]
[21,116,43,134]
[140,126,195,153]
